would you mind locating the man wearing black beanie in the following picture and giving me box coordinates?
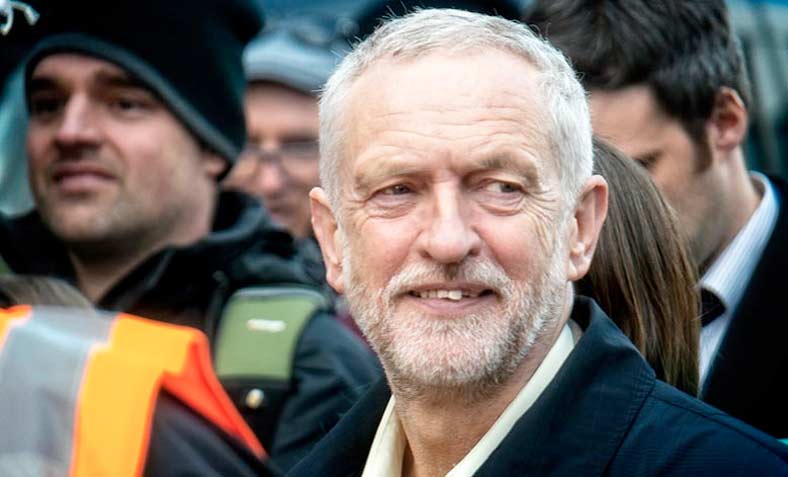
[0,0,381,472]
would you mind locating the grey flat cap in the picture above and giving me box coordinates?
[243,16,354,95]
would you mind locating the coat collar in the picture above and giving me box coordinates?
[701,175,788,436]
[290,297,656,477]
[476,297,654,476]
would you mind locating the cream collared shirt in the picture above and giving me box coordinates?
[361,322,578,477]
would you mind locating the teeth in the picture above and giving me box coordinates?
[416,289,474,301]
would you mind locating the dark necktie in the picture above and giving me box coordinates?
[700,288,725,327]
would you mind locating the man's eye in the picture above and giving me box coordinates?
[29,97,64,118]
[280,140,319,159]
[106,90,157,115]
[635,154,659,171]
[482,181,522,194]
[382,184,412,195]
[111,98,146,111]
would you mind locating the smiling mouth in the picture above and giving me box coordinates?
[408,289,495,301]
[54,171,112,181]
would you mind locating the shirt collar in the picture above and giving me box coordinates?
[701,173,780,313]
[361,321,577,477]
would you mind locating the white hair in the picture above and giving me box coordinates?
[319,8,593,212]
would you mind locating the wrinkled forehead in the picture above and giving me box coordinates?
[338,50,554,169]
[354,50,546,117]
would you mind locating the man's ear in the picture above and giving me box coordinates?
[202,151,229,180]
[707,87,748,153]
[310,187,345,294]
[566,175,608,281]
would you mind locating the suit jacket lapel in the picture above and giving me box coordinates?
[475,297,655,476]
[287,377,391,477]
[701,176,788,436]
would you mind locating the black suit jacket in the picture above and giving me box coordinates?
[288,298,788,477]
[701,175,788,437]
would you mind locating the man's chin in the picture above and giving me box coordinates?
[378,337,521,397]
[385,360,518,403]
[43,218,110,245]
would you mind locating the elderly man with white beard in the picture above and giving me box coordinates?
[289,9,788,477]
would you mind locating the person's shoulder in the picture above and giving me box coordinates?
[146,392,276,477]
[268,312,381,470]
[0,210,67,273]
[649,381,781,443]
[613,380,788,475]
[296,311,381,383]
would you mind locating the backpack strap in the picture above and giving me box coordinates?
[213,285,330,447]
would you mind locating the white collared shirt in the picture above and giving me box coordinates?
[361,322,578,477]
[699,173,780,384]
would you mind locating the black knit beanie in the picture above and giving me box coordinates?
[24,0,264,167]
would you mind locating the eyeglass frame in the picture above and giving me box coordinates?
[230,138,320,183]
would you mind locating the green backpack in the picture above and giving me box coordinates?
[213,285,331,447]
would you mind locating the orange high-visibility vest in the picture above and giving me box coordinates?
[0,305,264,477]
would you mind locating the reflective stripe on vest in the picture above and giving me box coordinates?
[0,306,264,477]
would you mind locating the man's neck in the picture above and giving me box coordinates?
[700,154,761,274]
[394,317,568,477]
[66,196,219,303]
[69,245,156,303]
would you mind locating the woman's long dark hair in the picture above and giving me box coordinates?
[578,138,700,396]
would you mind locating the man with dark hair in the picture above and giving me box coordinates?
[526,0,787,437]
[0,0,379,471]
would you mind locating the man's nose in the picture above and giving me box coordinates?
[258,161,287,197]
[419,187,482,264]
[54,96,102,147]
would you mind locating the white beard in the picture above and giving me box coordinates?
[341,233,568,400]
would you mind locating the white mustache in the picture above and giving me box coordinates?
[385,259,513,301]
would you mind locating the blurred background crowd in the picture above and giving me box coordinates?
[2,0,787,216]
[1,0,787,475]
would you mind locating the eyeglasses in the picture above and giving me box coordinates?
[229,139,319,183]
[243,139,319,162]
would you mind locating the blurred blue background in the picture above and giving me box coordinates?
[2,0,786,215]
[256,0,788,176]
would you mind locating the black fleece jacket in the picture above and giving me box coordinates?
[0,191,380,472]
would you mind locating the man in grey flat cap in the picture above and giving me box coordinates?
[225,20,345,241]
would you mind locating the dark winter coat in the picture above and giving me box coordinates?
[0,192,381,471]
[701,175,788,438]
[288,297,788,477]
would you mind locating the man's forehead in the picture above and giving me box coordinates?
[339,50,551,161]
[31,52,139,87]
[352,49,542,109]
[248,80,316,100]
[588,85,670,158]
